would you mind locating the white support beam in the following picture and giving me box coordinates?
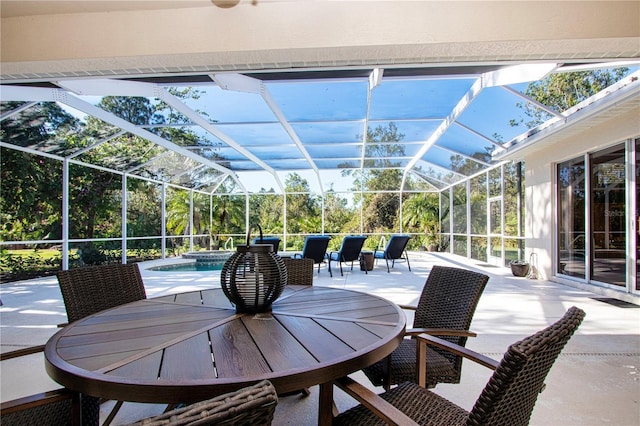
[481,63,557,88]
[501,85,564,119]
[0,101,36,121]
[0,84,241,185]
[436,144,492,168]
[54,78,251,193]
[155,83,267,193]
[403,77,484,182]
[454,122,503,149]
[261,84,319,194]
[68,130,127,159]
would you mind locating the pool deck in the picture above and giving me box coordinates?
[1,251,639,425]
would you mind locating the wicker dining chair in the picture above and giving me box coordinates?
[56,263,147,324]
[362,265,489,390]
[334,306,586,426]
[283,257,315,285]
[125,380,278,426]
[56,262,147,424]
[0,347,100,426]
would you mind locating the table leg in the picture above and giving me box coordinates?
[318,382,336,426]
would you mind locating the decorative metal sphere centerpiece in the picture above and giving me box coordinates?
[221,225,287,313]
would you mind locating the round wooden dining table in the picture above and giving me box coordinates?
[45,285,405,425]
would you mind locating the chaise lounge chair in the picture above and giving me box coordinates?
[328,235,368,277]
[294,235,331,273]
[374,234,411,272]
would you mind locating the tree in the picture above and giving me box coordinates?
[250,190,282,236]
[0,102,80,242]
[403,192,439,245]
[344,123,406,233]
[285,173,321,234]
[324,189,355,234]
[512,68,629,129]
[212,192,245,238]
[66,96,164,241]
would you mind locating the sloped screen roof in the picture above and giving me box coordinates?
[1,62,636,195]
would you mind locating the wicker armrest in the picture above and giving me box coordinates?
[397,304,417,311]
[334,376,419,426]
[0,388,82,426]
[413,333,498,388]
[405,328,477,338]
[0,389,78,414]
[125,380,278,426]
[0,345,45,361]
[416,334,499,370]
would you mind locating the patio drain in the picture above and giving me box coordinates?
[591,297,640,308]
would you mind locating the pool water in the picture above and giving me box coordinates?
[149,262,224,272]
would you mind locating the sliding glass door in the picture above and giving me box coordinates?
[557,140,639,294]
[557,158,586,279]
[590,145,626,286]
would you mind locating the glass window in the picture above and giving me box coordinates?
[590,144,626,286]
[504,238,522,265]
[69,163,122,240]
[489,166,502,198]
[441,190,450,234]
[453,235,467,257]
[470,236,487,262]
[165,187,190,238]
[636,139,640,290]
[0,150,63,243]
[127,180,162,238]
[470,173,487,235]
[490,236,502,259]
[192,192,211,250]
[504,162,522,237]
[452,184,467,234]
[489,200,502,235]
[557,158,586,279]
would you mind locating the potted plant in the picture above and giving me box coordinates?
[510,259,530,277]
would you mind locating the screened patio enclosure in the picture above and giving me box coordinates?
[1,61,637,270]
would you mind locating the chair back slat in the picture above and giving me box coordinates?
[467,306,586,426]
[56,263,147,323]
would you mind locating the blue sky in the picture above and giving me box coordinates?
[53,63,639,196]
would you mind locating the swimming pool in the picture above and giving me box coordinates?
[148,250,234,272]
[148,262,225,272]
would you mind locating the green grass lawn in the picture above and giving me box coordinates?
[3,249,68,260]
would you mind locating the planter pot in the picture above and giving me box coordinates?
[510,262,530,277]
[359,252,374,271]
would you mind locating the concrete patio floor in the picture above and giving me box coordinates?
[1,252,639,425]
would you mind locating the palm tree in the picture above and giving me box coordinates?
[403,193,440,249]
